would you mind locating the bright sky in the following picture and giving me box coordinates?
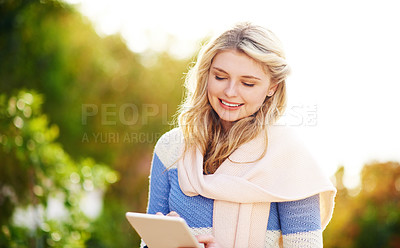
[65,0,400,188]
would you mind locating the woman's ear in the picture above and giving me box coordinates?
[267,83,279,96]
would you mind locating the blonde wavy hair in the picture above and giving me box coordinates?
[177,22,290,174]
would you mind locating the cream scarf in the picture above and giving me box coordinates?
[177,125,336,248]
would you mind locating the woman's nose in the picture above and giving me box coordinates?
[223,81,238,97]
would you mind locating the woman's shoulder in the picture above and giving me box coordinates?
[153,127,184,169]
[154,127,184,149]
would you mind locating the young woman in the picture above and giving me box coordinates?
[143,22,336,248]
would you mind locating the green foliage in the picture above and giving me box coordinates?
[324,162,400,248]
[0,90,118,247]
[86,197,138,248]
[0,0,188,164]
[1,0,190,247]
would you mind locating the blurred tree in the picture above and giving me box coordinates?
[0,90,118,247]
[324,162,400,248]
[0,0,187,163]
[1,0,190,247]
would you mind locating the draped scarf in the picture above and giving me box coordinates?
[177,125,336,248]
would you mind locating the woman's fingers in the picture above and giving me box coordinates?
[196,234,220,248]
[155,211,180,217]
[166,211,180,217]
[196,234,215,243]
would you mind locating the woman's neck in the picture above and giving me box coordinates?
[220,119,234,132]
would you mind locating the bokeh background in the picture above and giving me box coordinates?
[1,0,400,247]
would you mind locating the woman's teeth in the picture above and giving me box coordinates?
[221,100,242,107]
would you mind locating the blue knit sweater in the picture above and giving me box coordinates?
[144,129,324,247]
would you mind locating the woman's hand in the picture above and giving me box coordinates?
[156,211,180,217]
[179,235,221,248]
[157,212,220,248]
[195,234,221,248]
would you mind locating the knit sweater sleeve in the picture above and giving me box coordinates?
[146,149,171,215]
[278,194,323,247]
[140,134,175,248]
[146,128,183,215]
[141,153,170,248]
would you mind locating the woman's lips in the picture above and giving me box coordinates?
[219,98,244,110]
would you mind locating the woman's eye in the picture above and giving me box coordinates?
[215,75,226,80]
[243,82,255,87]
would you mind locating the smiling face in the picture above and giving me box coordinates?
[207,49,276,130]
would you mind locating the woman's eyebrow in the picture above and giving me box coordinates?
[241,75,261,81]
[212,67,228,74]
[212,67,261,80]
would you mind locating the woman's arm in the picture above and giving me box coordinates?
[278,194,323,247]
[140,150,172,248]
[146,152,171,215]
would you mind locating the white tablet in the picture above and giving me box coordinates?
[125,212,203,248]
